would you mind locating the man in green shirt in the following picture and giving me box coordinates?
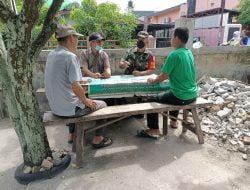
[137,27,198,139]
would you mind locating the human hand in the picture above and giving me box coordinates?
[94,73,102,78]
[132,71,141,76]
[120,61,130,69]
[84,99,97,110]
[147,78,155,84]
[80,79,92,84]
[101,72,111,79]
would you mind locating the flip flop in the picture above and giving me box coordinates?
[136,130,159,140]
[92,137,113,149]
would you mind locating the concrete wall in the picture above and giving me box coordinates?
[35,46,250,90]
[1,46,250,117]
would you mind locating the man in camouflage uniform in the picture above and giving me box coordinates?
[120,31,156,76]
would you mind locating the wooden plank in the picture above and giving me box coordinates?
[85,115,129,133]
[191,108,204,144]
[43,98,213,126]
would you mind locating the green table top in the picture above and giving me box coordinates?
[82,74,169,99]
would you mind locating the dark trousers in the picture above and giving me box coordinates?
[147,91,196,129]
[68,106,104,136]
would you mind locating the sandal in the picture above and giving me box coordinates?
[136,130,159,140]
[92,137,113,149]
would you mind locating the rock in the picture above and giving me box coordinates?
[236,83,246,89]
[229,139,237,146]
[235,118,243,125]
[210,105,221,112]
[243,136,250,145]
[238,142,247,153]
[234,133,240,139]
[242,154,248,161]
[208,78,218,85]
[217,108,232,119]
[202,83,211,90]
[241,87,250,92]
[221,135,227,143]
[52,152,63,160]
[46,157,53,162]
[227,102,235,109]
[41,159,53,170]
[40,168,45,172]
[32,166,41,173]
[222,93,229,99]
[224,81,236,89]
[215,97,224,105]
[247,147,250,154]
[53,159,62,167]
[225,96,237,102]
[215,88,228,94]
[246,114,250,121]
[210,136,218,141]
[225,126,234,135]
[244,121,250,128]
[23,166,32,174]
[61,176,65,179]
[202,118,214,125]
[207,86,215,94]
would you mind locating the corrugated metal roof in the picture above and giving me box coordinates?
[133,11,156,17]
[150,4,182,17]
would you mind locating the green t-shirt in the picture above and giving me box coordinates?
[161,47,198,100]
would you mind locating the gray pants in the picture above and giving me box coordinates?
[68,100,107,136]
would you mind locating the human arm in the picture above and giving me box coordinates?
[82,67,102,78]
[101,52,111,78]
[133,53,156,76]
[133,69,154,76]
[71,82,96,110]
[147,73,168,84]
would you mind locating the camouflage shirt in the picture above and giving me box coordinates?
[121,48,155,75]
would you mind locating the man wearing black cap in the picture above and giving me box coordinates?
[120,31,156,76]
[80,32,111,79]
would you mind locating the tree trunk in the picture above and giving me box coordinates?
[0,20,51,166]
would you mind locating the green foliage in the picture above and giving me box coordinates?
[238,0,250,25]
[71,0,138,48]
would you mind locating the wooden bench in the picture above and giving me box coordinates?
[43,97,212,167]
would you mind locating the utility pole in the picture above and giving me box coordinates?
[218,0,225,45]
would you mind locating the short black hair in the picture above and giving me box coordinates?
[174,27,189,44]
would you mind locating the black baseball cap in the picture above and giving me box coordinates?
[89,32,105,41]
[137,31,149,39]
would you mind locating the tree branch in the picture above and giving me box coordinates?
[0,1,16,23]
[22,0,43,28]
[29,0,64,61]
